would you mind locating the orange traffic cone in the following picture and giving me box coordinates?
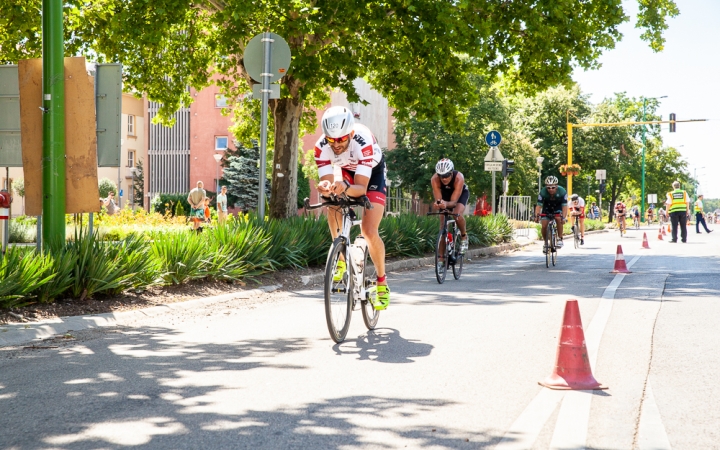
[657,228,663,240]
[667,224,671,233]
[539,300,607,390]
[642,232,650,249]
[662,225,667,236]
[611,245,632,273]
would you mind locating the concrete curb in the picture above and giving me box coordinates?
[0,285,280,348]
[300,239,535,286]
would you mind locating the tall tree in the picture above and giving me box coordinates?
[0,0,678,218]
[220,143,270,212]
[132,159,145,208]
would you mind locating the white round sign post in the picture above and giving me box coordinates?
[242,33,291,221]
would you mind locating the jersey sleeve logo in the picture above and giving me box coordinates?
[314,146,322,158]
[353,134,367,147]
[361,146,373,157]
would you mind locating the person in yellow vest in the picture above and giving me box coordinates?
[666,181,690,243]
[694,194,713,234]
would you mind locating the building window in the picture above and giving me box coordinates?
[215,94,228,108]
[215,136,228,150]
[128,114,135,136]
[128,150,135,168]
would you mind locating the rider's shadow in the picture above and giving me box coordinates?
[333,328,434,363]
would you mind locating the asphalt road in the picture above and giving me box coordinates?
[1,225,718,449]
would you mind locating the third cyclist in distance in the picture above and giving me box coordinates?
[535,176,568,252]
[568,193,586,245]
[431,158,470,261]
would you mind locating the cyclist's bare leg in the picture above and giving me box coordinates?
[579,217,585,238]
[361,201,387,286]
[555,216,564,240]
[453,204,467,236]
[540,219,549,242]
[437,215,447,259]
[326,205,346,262]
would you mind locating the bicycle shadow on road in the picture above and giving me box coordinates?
[333,328,434,363]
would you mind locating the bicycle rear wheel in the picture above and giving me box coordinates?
[434,231,447,283]
[573,219,580,249]
[361,247,380,330]
[324,238,353,343]
[452,229,463,279]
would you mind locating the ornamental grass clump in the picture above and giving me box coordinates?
[380,214,432,258]
[0,247,55,308]
[150,231,211,285]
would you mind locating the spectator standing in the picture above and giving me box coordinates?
[694,194,713,234]
[187,181,206,231]
[589,202,600,220]
[666,181,690,243]
[203,197,212,223]
[216,186,228,224]
[102,191,117,216]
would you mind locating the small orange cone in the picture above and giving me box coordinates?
[611,245,632,273]
[657,228,663,240]
[662,225,667,236]
[642,233,650,249]
[667,224,671,233]
[539,300,606,390]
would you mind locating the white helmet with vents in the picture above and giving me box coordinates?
[435,158,454,176]
[545,175,559,185]
[321,106,354,138]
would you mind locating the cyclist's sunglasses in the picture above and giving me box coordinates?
[547,185,558,190]
[440,172,453,179]
[326,134,351,144]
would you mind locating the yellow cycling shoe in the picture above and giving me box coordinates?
[374,285,390,310]
[333,260,346,282]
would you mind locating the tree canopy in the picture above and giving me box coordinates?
[0,0,679,217]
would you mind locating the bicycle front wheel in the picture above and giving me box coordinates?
[434,231,447,284]
[550,225,557,266]
[545,226,551,268]
[452,229,463,280]
[361,247,380,330]
[574,220,580,249]
[324,238,353,343]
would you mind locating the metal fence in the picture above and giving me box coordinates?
[385,197,413,216]
[499,195,534,237]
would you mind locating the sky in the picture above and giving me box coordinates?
[572,0,720,197]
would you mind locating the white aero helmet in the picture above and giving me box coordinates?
[435,158,454,176]
[545,175,559,185]
[321,106,354,138]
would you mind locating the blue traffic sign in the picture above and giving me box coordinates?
[485,130,502,147]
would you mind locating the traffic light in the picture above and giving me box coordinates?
[599,180,606,194]
[502,159,515,177]
[669,113,676,132]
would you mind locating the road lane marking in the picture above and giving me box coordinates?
[495,255,641,449]
[549,390,593,450]
[494,389,565,449]
[637,377,672,450]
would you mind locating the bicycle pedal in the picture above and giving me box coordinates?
[331,287,347,294]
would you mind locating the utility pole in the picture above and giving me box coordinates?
[42,0,66,246]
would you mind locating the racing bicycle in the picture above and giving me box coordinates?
[304,195,379,344]
[427,209,464,283]
[570,214,581,249]
[539,213,559,267]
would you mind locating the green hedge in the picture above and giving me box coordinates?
[0,213,513,307]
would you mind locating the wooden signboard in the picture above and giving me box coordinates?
[19,56,100,216]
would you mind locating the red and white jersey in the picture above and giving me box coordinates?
[569,197,585,213]
[314,123,383,178]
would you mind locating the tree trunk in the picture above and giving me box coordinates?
[269,97,304,218]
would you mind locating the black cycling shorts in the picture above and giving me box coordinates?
[341,158,387,206]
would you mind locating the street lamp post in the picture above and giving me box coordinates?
[641,95,667,222]
[213,153,223,193]
[536,156,544,194]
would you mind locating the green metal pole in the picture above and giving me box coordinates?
[42,0,66,247]
[641,98,646,223]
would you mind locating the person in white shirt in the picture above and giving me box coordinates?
[216,185,228,224]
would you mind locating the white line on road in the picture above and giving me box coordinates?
[496,255,641,450]
[637,377,672,450]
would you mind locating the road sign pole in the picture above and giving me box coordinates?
[491,171,495,215]
[257,32,272,222]
[42,0,66,247]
